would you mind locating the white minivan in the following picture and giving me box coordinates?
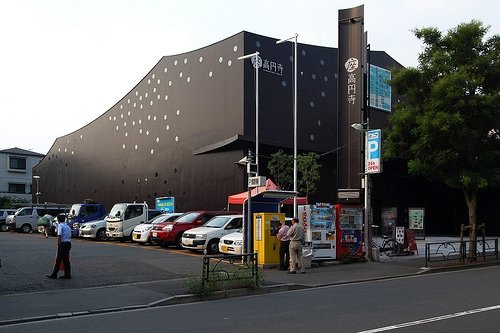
[181,215,243,254]
[7,206,69,233]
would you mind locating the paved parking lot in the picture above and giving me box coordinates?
[0,232,204,295]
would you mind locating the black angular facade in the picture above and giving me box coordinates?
[36,31,496,235]
[34,31,361,212]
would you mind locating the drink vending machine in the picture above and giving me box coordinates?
[336,204,364,258]
[298,203,337,260]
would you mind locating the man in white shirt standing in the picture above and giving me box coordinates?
[46,214,72,279]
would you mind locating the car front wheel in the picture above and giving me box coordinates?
[96,229,108,241]
[21,224,32,233]
[207,239,220,254]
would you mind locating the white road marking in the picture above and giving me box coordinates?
[358,304,500,332]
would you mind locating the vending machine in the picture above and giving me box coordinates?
[298,203,336,260]
[336,204,364,258]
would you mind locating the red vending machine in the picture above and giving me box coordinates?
[336,204,364,258]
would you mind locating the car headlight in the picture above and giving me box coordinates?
[195,234,207,239]
[234,240,242,246]
[163,225,173,232]
[145,226,152,232]
[90,224,96,229]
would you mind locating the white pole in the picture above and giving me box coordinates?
[364,118,370,261]
[276,34,299,217]
[237,51,260,255]
[293,33,298,217]
[255,53,259,176]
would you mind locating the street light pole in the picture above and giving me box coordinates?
[276,33,299,217]
[33,175,40,204]
[238,52,260,255]
[238,51,260,176]
[351,119,371,261]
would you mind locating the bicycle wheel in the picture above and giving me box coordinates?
[381,239,398,256]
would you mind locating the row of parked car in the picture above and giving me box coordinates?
[77,209,244,255]
[1,204,246,255]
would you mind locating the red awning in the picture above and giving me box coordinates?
[227,179,308,205]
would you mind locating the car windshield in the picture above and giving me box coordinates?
[17,208,33,216]
[109,204,127,219]
[204,216,230,228]
[147,214,168,224]
[174,212,199,223]
[68,204,80,218]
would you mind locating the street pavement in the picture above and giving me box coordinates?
[0,236,498,326]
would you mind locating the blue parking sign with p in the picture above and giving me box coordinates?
[366,129,382,173]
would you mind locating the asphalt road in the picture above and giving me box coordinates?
[1,265,499,332]
[0,231,203,295]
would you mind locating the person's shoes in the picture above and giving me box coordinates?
[59,276,71,279]
[46,274,57,279]
[287,271,296,274]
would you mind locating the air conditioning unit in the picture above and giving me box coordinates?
[248,176,266,187]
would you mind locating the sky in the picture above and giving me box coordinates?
[1,0,498,154]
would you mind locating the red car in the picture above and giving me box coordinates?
[150,211,240,248]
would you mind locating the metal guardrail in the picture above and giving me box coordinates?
[202,253,259,287]
[425,239,498,268]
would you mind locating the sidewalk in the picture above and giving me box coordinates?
[0,237,498,326]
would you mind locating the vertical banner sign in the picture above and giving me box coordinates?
[337,5,365,202]
[369,65,392,112]
[366,129,382,173]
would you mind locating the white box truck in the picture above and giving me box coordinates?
[105,203,160,242]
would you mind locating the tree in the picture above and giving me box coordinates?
[384,21,500,254]
[297,152,321,199]
[267,151,321,200]
[0,196,29,209]
[267,150,293,190]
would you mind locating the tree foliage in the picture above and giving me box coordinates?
[267,150,293,190]
[384,20,500,242]
[267,151,321,198]
[297,152,321,198]
[0,196,29,209]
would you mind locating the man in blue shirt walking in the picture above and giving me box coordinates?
[47,213,72,279]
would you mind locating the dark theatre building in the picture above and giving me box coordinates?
[33,31,499,235]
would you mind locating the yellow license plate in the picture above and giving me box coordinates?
[133,234,139,239]
[221,245,227,252]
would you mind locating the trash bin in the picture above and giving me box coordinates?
[371,247,380,262]
[302,244,313,269]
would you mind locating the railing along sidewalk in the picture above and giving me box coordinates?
[202,253,259,287]
[425,238,498,268]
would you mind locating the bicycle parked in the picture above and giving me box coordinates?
[371,225,403,257]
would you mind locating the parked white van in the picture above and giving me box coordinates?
[7,206,69,233]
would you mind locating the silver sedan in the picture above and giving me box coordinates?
[79,217,108,240]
